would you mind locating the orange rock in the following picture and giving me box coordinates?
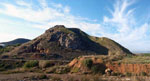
[68,58,78,67]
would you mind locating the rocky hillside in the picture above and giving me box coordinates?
[89,37,131,56]
[3,25,132,60]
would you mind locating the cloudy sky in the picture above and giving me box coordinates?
[0,0,150,52]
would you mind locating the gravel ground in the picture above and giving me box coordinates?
[0,73,150,81]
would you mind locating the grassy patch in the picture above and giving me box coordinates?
[117,54,150,64]
[59,27,75,34]
[23,60,39,69]
[71,67,79,73]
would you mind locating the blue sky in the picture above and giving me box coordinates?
[0,0,150,52]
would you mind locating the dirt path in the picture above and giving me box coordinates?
[0,73,49,81]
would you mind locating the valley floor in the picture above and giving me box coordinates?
[1,54,150,81]
[0,73,150,81]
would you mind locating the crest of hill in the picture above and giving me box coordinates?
[4,25,132,60]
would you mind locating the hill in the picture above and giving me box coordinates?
[0,38,30,46]
[0,38,30,55]
[3,25,132,60]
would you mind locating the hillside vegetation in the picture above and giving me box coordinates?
[0,44,21,55]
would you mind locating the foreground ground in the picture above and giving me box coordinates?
[1,73,150,81]
[0,54,150,81]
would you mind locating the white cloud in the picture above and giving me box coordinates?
[103,0,135,33]
[0,0,101,42]
[0,2,64,23]
[0,33,28,42]
[63,6,70,13]
[101,0,150,52]
[16,0,32,8]
[0,0,98,31]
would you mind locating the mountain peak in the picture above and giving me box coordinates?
[45,25,73,34]
[54,25,65,28]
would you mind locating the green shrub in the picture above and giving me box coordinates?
[23,60,39,68]
[91,64,105,74]
[82,59,93,68]
[125,72,132,77]
[140,72,147,76]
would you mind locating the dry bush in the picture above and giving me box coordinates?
[39,60,54,68]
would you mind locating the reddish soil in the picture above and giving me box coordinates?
[106,63,150,74]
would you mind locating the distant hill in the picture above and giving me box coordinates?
[0,38,30,55]
[0,38,30,46]
[3,25,132,60]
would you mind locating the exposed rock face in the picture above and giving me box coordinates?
[69,56,150,75]
[106,63,150,74]
[5,25,132,60]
